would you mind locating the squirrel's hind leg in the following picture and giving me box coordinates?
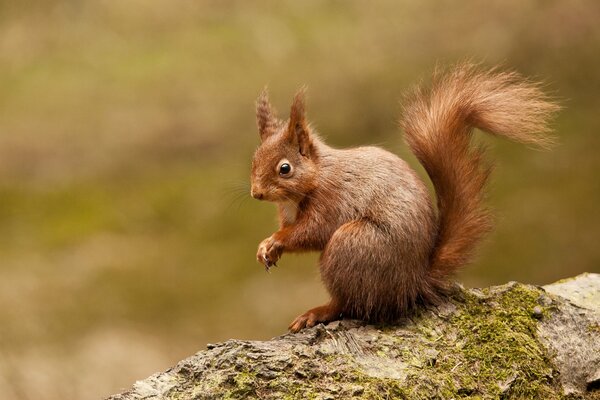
[319,219,426,322]
[288,219,388,333]
[288,301,342,333]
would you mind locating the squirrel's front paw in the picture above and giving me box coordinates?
[256,236,283,271]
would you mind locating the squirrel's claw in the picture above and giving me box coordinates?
[263,255,274,272]
[257,235,282,272]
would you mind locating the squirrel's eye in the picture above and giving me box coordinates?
[279,163,292,176]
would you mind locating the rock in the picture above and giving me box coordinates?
[107,273,600,399]
[532,305,544,319]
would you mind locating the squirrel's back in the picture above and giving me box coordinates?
[313,141,435,227]
[309,140,439,317]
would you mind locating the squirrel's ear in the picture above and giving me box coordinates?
[256,87,278,141]
[287,88,312,157]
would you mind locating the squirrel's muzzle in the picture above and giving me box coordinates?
[251,188,265,200]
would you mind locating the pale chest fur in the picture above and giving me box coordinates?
[278,200,299,226]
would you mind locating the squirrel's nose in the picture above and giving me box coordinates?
[251,189,264,200]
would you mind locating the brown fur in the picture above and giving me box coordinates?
[251,63,558,332]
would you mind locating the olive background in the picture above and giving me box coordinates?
[0,1,598,399]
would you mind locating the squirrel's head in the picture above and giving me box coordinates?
[251,88,318,203]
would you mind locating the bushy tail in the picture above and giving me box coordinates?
[400,63,559,292]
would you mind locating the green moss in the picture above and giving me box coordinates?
[217,369,260,400]
[362,379,409,399]
[588,322,600,333]
[444,285,559,399]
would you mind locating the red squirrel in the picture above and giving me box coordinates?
[250,63,558,333]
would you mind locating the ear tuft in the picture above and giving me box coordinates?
[256,87,278,141]
[288,87,312,157]
[289,87,306,126]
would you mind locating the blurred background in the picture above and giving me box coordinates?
[0,0,598,398]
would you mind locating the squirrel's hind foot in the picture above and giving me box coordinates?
[288,301,342,333]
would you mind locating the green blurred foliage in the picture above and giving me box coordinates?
[0,1,598,398]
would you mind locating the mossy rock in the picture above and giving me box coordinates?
[108,274,600,400]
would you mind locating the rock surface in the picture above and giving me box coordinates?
[107,273,600,399]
